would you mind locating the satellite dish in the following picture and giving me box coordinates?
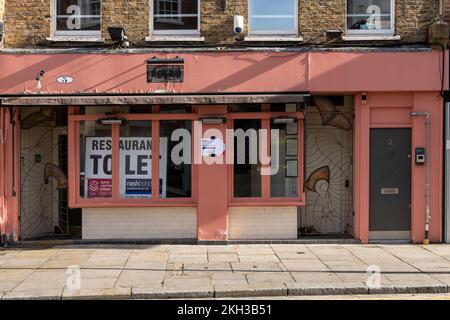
[21,106,55,130]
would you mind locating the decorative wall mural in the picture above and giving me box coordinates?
[313,96,352,131]
[301,96,354,236]
[20,107,68,239]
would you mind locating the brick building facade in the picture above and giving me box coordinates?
[0,0,442,47]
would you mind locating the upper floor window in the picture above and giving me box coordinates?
[53,0,101,37]
[152,0,200,35]
[346,0,394,36]
[248,0,298,35]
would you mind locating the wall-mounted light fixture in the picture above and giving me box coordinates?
[108,26,129,48]
[97,117,127,125]
[272,117,295,124]
[200,117,227,125]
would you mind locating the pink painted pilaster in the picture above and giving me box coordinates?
[411,92,443,243]
[197,106,228,241]
[354,94,370,244]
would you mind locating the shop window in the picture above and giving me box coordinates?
[53,0,101,37]
[229,104,262,113]
[346,0,394,36]
[248,0,297,35]
[152,0,200,35]
[160,120,192,198]
[79,121,112,199]
[270,119,298,197]
[119,121,152,199]
[233,119,262,198]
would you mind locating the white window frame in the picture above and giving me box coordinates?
[51,0,102,37]
[150,0,200,36]
[345,0,395,36]
[248,0,298,36]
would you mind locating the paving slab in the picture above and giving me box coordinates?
[168,254,208,264]
[3,288,63,300]
[208,253,239,263]
[115,270,165,288]
[238,255,280,263]
[231,262,283,273]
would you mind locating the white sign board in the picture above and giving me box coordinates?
[201,137,225,157]
[84,137,167,199]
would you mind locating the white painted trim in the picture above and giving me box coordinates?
[244,35,303,42]
[149,0,201,37]
[342,35,401,41]
[345,0,395,37]
[145,35,204,41]
[46,36,105,42]
[248,0,298,36]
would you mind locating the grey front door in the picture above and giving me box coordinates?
[369,128,412,240]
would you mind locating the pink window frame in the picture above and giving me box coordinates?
[227,105,305,207]
[68,107,199,208]
[67,105,305,208]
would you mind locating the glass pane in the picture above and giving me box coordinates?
[119,121,152,199]
[250,0,296,33]
[160,121,192,198]
[80,121,112,199]
[250,17,296,32]
[154,17,198,30]
[347,0,391,30]
[57,17,100,31]
[234,119,261,198]
[153,0,198,30]
[57,0,101,31]
[270,119,298,197]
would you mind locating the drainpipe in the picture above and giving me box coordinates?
[410,112,431,245]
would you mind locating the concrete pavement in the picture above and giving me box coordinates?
[1,244,450,299]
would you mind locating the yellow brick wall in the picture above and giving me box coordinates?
[0,0,4,21]
[2,0,442,47]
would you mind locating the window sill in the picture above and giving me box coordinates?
[145,35,205,42]
[46,36,105,43]
[244,35,303,42]
[342,35,401,41]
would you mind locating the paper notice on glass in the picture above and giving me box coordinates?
[202,137,225,157]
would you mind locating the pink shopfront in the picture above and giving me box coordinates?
[0,48,447,244]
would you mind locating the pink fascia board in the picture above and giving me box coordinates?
[0,52,309,95]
